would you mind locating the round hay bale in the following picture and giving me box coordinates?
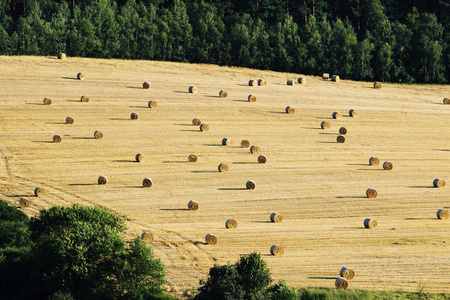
[331,75,340,82]
[321,121,331,129]
[258,155,267,164]
[241,140,250,148]
[98,175,107,185]
[339,127,347,135]
[219,90,228,98]
[322,73,330,80]
[81,95,89,102]
[141,232,154,243]
[200,124,209,132]
[188,200,199,211]
[143,81,151,89]
[332,112,341,119]
[189,86,198,93]
[246,180,256,190]
[374,82,382,89]
[225,219,238,229]
[19,197,30,208]
[369,157,380,166]
[364,218,377,228]
[337,135,345,143]
[383,161,393,170]
[285,106,295,114]
[142,177,152,187]
[43,97,52,105]
[258,79,267,86]
[148,100,157,108]
[94,130,103,139]
[188,154,197,162]
[249,79,257,87]
[335,277,348,289]
[205,233,217,245]
[298,77,306,84]
[77,72,85,80]
[34,187,45,197]
[270,212,283,223]
[57,53,66,60]
[433,178,445,188]
[65,116,74,124]
[222,138,232,146]
[366,188,377,198]
[248,94,256,102]
[131,112,139,120]
[443,98,450,105]
[340,267,355,280]
[349,109,357,117]
[53,134,62,143]
[270,245,284,256]
[287,79,294,85]
[135,153,144,162]
[218,163,229,173]
[192,118,201,126]
[250,145,260,154]
[437,209,449,220]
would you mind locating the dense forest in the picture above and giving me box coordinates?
[0,0,449,83]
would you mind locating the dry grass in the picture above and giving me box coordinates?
[1,56,450,297]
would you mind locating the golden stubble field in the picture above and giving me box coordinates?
[1,56,450,296]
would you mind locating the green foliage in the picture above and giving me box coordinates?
[195,252,272,300]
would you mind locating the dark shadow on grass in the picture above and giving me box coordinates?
[192,170,217,173]
[173,90,189,94]
[316,141,337,144]
[69,183,97,186]
[316,117,333,119]
[114,160,135,163]
[204,144,222,147]
[308,277,337,280]
[110,118,128,121]
[71,137,93,140]
[303,127,322,130]
[46,122,66,125]
[336,196,366,199]
[32,141,53,143]
[269,111,287,114]
[180,129,200,132]
[8,194,33,198]
[409,186,434,189]
[233,100,248,102]
[62,77,78,80]
[432,149,450,152]
[250,220,272,223]
[347,163,369,166]
[357,168,383,171]
[405,217,435,220]
[193,241,207,246]
[127,86,143,89]
[66,100,81,102]
[114,186,143,189]
[160,208,189,211]
[233,162,258,165]
[163,161,187,164]
[27,103,43,105]
[319,132,337,135]
[218,188,247,191]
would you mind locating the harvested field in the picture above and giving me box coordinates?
[1,56,450,297]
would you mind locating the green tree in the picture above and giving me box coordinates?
[195,252,272,300]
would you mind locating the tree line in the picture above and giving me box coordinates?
[0,0,449,83]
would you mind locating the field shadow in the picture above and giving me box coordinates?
[114,186,143,189]
[69,183,97,186]
[8,194,33,198]
[250,220,272,223]
[347,163,368,166]
[126,86,142,89]
[316,117,333,119]
[269,111,286,114]
[114,160,135,163]
[71,137,93,140]
[192,170,217,173]
[409,186,434,189]
[218,188,247,191]
[308,277,337,280]
[110,118,128,121]
[46,122,66,125]
[260,254,273,257]
[204,144,223,147]
[27,103,43,106]
[405,217,435,220]
[160,208,189,211]
[316,141,337,144]
[233,162,258,165]
[66,99,81,102]
[336,196,366,199]
[233,100,248,102]
[357,168,383,171]
[179,129,200,132]
[433,149,450,152]
[205,95,221,98]
[319,132,337,135]
[173,90,189,94]
[62,77,78,80]
[303,127,322,130]
[163,161,187,164]
[32,141,53,143]
[193,241,207,246]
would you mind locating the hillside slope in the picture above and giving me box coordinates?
[1,56,450,296]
